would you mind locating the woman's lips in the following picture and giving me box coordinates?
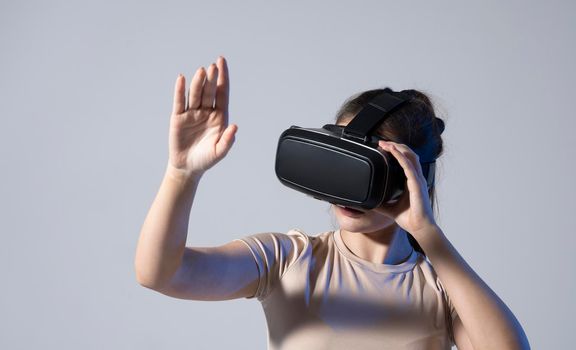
[336,205,366,218]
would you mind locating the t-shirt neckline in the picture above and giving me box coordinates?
[333,229,419,273]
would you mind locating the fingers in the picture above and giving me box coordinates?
[379,141,425,181]
[215,56,230,114]
[181,57,227,112]
[379,142,428,202]
[201,63,219,108]
[172,74,186,115]
[187,67,206,110]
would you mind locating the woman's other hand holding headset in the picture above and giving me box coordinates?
[167,56,238,181]
[375,141,439,239]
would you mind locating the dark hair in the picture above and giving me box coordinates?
[335,87,446,256]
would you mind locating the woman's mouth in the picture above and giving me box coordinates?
[335,204,366,218]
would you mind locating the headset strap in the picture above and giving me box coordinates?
[343,92,409,143]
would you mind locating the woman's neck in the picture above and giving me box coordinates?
[340,224,414,265]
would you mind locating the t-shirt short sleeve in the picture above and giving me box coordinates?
[233,229,308,301]
[436,277,459,346]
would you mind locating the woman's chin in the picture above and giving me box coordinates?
[333,205,395,233]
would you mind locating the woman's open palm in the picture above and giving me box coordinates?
[168,56,238,178]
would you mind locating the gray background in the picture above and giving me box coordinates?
[1,0,574,349]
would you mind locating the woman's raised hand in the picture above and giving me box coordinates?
[167,56,238,180]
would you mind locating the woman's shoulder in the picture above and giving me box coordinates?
[413,252,439,278]
[412,253,455,303]
[234,228,335,301]
[236,228,333,252]
[235,228,337,268]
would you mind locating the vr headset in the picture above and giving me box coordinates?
[274,91,437,210]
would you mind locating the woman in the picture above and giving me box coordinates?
[134,56,530,349]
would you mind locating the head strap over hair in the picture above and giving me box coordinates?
[343,92,410,143]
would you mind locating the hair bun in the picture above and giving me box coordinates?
[434,117,445,135]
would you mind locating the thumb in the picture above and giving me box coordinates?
[374,204,396,218]
[215,123,238,160]
[374,193,408,218]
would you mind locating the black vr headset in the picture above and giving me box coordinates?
[274,91,438,211]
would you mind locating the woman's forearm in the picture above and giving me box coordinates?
[134,165,201,289]
[415,225,530,350]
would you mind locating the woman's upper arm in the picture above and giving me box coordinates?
[453,315,474,350]
[156,239,260,301]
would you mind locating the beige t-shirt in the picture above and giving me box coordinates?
[234,228,458,350]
